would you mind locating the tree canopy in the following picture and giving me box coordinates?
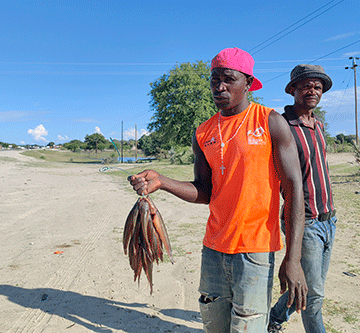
[63,139,84,152]
[313,106,330,137]
[84,133,107,152]
[148,61,217,147]
[138,131,170,159]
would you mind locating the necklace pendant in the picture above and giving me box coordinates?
[220,164,225,175]
[221,142,225,148]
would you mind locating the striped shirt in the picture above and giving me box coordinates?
[283,105,335,220]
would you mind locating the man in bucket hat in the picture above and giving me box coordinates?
[268,64,336,333]
[129,48,307,332]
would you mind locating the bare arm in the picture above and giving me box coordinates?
[128,133,212,204]
[269,110,308,312]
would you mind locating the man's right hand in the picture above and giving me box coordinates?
[128,170,161,196]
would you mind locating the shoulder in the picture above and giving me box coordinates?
[251,103,274,116]
[196,112,218,136]
[198,112,218,128]
[269,109,288,127]
[268,110,293,143]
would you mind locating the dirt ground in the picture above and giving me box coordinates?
[0,150,359,332]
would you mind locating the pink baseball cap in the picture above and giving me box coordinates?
[211,47,263,91]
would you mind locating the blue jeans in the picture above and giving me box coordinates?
[270,216,337,333]
[198,246,275,333]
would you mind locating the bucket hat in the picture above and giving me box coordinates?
[211,47,263,91]
[285,64,332,94]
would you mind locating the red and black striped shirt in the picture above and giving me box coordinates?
[283,105,335,220]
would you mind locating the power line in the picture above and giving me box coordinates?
[263,39,360,85]
[328,71,352,126]
[310,40,360,63]
[250,0,345,55]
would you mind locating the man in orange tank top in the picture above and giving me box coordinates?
[129,47,307,333]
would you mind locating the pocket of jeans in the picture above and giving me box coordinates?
[331,215,338,224]
[244,252,274,267]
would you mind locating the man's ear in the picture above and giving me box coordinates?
[247,76,254,91]
[288,86,295,96]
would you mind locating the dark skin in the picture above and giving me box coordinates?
[289,78,324,128]
[129,68,308,312]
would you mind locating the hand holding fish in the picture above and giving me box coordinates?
[128,170,161,196]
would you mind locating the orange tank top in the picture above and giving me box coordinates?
[196,103,283,253]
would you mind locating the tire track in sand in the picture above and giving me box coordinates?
[11,204,117,333]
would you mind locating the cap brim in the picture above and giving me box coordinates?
[249,77,262,91]
[285,72,332,94]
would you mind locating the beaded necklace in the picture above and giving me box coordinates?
[217,104,252,175]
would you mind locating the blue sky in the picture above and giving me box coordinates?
[1,0,359,145]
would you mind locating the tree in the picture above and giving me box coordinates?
[0,142,9,149]
[84,133,107,152]
[138,132,171,158]
[148,61,218,148]
[47,142,55,148]
[63,139,84,152]
[313,106,330,137]
[248,91,263,105]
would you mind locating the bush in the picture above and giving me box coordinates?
[169,146,194,165]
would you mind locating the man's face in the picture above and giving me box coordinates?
[290,78,324,110]
[210,68,251,111]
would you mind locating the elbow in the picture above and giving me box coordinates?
[192,181,211,205]
[281,178,303,199]
[194,193,211,205]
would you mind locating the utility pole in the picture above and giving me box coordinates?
[346,56,359,145]
[121,121,124,163]
[135,124,138,162]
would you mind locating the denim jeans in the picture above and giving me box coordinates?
[198,246,275,333]
[269,216,337,333]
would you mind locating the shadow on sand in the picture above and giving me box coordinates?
[0,284,202,332]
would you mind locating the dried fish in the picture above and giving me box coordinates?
[123,196,173,294]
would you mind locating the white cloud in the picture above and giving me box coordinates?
[74,118,98,123]
[27,124,48,142]
[139,128,150,137]
[343,51,360,57]
[0,111,30,122]
[57,134,69,141]
[95,126,102,134]
[124,128,149,140]
[321,88,357,108]
[325,32,358,42]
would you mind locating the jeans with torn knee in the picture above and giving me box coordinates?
[198,246,274,333]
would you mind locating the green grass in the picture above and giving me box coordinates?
[21,148,147,164]
[344,314,358,324]
[329,163,359,175]
[106,160,195,183]
[324,324,342,333]
[0,156,18,163]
